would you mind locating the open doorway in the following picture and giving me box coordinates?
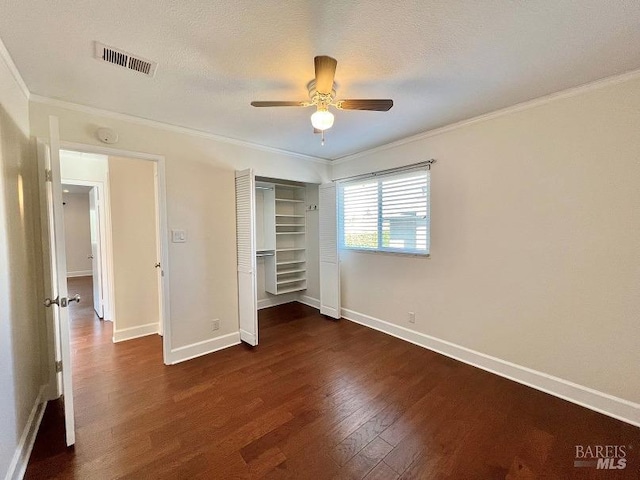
[61,183,106,321]
[59,148,167,346]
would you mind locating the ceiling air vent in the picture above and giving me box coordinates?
[94,42,158,77]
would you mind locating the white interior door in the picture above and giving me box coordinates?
[89,187,104,318]
[40,116,76,446]
[153,167,164,336]
[319,183,341,318]
[235,169,258,345]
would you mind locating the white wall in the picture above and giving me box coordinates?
[331,74,640,407]
[0,41,45,478]
[62,192,92,276]
[29,100,330,360]
[108,155,160,337]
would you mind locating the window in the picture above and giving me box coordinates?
[338,167,430,256]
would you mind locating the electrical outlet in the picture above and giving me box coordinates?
[408,312,415,324]
[211,319,220,331]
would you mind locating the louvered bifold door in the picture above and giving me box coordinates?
[235,169,258,345]
[319,183,341,318]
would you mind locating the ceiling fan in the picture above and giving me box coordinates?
[251,56,393,144]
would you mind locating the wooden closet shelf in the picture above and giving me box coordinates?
[277,268,306,275]
[276,260,306,266]
[276,285,307,294]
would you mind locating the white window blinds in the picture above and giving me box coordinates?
[338,167,430,255]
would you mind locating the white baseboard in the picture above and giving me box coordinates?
[297,295,320,309]
[257,294,320,311]
[257,293,300,310]
[5,385,47,480]
[167,332,241,365]
[113,322,158,343]
[66,270,92,278]
[341,308,640,427]
[44,379,59,402]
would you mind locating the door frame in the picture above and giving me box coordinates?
[47,140,172,366]
[61,178,112,321]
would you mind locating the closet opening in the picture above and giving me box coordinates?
[256,179,311,300]
[235,170,321,346]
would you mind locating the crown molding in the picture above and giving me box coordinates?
[23,64,640,167]
[0,36,30,100]
[29,94,331,166]
[332,67,640,165]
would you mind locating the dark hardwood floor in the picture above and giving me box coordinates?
[26,277,639,479]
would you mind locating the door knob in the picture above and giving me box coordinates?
[44,295,80,308]
[44,296,60,308]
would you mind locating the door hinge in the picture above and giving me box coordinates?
[155,263,164,277]
[55,360,62,373]
[45,169,53,182]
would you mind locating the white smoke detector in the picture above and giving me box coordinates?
[97,127,118,144]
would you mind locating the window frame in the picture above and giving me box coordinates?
[338,166,431,257]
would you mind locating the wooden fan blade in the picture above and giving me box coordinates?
[250,101,306,107]
[313,128,321,134]
[314,56,337,94]
[337,99,393,111]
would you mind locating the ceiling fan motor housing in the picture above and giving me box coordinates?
[307,80,336,108]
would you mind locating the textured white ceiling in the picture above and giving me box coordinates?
[1,1,640,160]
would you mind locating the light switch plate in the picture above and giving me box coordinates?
[171,229,187,243]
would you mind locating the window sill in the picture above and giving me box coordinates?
[340,248,430,258]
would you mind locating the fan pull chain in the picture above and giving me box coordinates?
[321,130,325,146]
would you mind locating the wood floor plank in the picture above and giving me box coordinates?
[25,277,640,479]
[332,436,394,480]
[363,461,399,480]
[384,372,497,476]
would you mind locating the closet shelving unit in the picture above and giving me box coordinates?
[260,182,307,295]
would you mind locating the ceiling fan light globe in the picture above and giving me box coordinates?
[311,110,334,131]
